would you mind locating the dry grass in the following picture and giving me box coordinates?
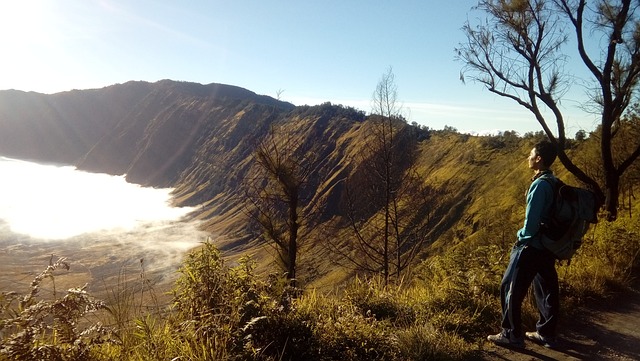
[2,206,639,361]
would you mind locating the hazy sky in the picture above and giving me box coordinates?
[0,1,600,135]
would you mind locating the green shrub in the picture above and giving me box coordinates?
[241,305,317,361]
[170,242,259,357]
[168,240,315,360]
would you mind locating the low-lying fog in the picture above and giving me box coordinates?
[0,156,209,297]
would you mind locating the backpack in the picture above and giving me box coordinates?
[539,177,599,260]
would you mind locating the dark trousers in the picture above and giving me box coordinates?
[500,244,559,339]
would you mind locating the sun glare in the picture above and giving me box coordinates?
[0,1,51,47]
[0,1,63,92]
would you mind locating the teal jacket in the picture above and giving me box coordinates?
[516,170,556,249]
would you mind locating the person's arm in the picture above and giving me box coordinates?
[517,180,552,243]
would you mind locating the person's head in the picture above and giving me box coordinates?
[528,140,557,170]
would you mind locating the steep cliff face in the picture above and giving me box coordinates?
[168,102,370,246]
[75,81,294,187]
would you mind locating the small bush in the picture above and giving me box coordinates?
[560,216,640,302]
[242,306,317,361]
[168,241,316,360]
[0,257,115,361]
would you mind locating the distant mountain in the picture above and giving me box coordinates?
[0,80,292,183]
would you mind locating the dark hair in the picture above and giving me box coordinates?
[534,140,557,167]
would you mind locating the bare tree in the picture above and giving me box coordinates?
[340,68,437,284]
[245,124,317,285]
[457,0,640,220]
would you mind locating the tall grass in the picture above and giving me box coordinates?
[2,211,639,361]
[561,214,640,304]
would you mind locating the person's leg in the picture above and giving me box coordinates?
[532,250,559,338]
[498,246,520,336]
[489,246,527,347]
[500,245,539,339]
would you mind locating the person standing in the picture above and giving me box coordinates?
[487,140,560,348]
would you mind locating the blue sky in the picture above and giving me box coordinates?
[0,1,599,135]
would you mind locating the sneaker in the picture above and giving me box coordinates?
[525,331,557,348]
[487,331,525,348]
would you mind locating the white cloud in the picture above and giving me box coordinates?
[0,157,198,241]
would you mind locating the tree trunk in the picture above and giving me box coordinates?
[288,191,299,286]
[604,172,620,221]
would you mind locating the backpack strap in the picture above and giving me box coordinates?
[538,176,560,215]
[537,176,567,240]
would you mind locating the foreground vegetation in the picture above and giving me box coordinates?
[1,204,638,360]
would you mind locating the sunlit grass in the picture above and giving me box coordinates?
[3,210,639,361]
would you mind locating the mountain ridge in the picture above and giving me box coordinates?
[0,80,293,171]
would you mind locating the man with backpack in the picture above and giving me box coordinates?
[487,140,560,349]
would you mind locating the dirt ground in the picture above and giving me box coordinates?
[477,282,640,360]
[0,233,196,302]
